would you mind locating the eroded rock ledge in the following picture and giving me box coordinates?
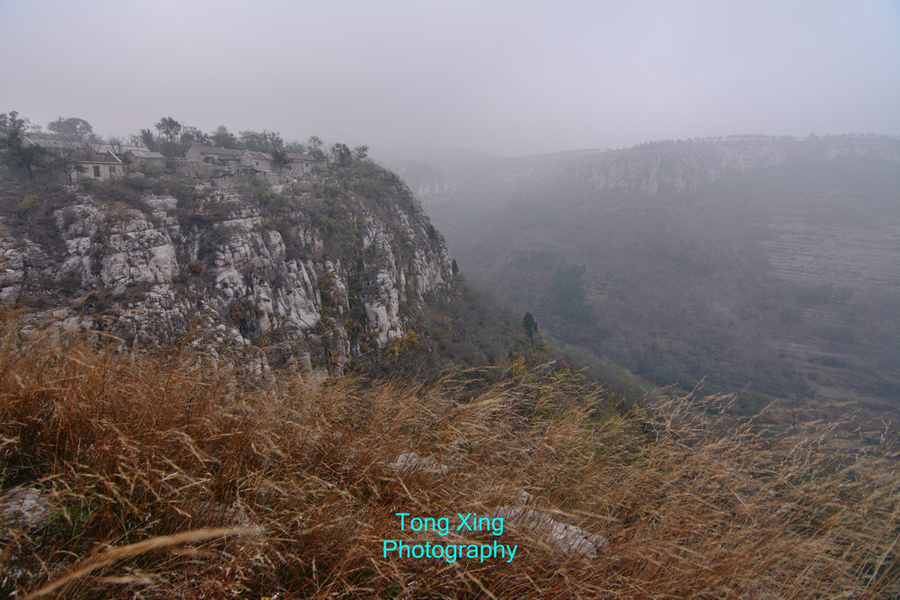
[0,166,453,373]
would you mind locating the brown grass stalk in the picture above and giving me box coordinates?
[23,526,261,599]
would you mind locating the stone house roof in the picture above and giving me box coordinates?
[96,143,151,154]
[81,151,122,165]
[244,150,273,161]
[23,137,121,164]
[126,149,166,160]
[190,145,245,158]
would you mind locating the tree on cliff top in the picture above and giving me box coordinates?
[1,111,46,179]
[47,116,95,142]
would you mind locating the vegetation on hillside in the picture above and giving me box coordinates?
[4,115,899,596]
[2,110,464,377]
[2,313,899,598]
[424,138,900,412]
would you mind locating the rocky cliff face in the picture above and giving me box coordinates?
[0,164,453,372]
[578,136,900,195]
[389,160,461,206]
[401,135,900,205]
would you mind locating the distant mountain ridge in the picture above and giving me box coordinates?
[393,135,900,201]
[403,135,900,410]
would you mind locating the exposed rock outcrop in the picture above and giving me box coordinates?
[0,165,453,372]
[388,452,607,558]
[0,485,56,531]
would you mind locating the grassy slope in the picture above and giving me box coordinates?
[2,312,899,598]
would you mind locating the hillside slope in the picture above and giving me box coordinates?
[403,136,900,408]
[2,314,898,598]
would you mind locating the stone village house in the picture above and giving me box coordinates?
[23,137,124,182]
[288,152,315,174]
[123,149,166,172]
[242,150,317,175]
[79,151,123,181]
[185,145,317,176]
[184,145,245,166]
[242,150,274,173]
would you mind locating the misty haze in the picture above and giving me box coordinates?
[1,1,899,597]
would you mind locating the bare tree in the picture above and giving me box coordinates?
[50,153,85,184]
[107,136,126,156]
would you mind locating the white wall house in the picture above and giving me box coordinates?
[241,150,274,172]
[23,137,122,182]
[288,152,315,174]
[185,145,245,166]
[79,151,123,181]
[125,149,166,171]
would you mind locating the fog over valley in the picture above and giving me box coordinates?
[403,135,900,418]
[2,1,900,597]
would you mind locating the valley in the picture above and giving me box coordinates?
[397,136,900,416]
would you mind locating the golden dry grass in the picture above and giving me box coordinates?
[1,312,898,598]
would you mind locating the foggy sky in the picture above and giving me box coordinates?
[1,0,898,156]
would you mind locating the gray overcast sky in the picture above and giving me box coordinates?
[1,0,898,156]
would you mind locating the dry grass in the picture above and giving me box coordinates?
[1,312,898,598]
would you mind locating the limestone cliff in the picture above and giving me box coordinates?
[397,135,900,206]
[0,163,453,372]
